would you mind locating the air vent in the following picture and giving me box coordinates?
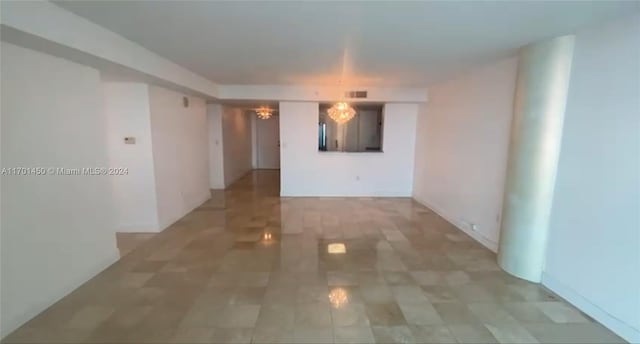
[344,90,368,99]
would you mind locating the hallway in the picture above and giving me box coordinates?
[3,171,623,343]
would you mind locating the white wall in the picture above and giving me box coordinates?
[412,57,518,250]
[280,102,417,197]
[255,114,280,169]
[207,104,225,189]
[221,106,252,187]
[542,15,640,343]
[149,86,210,229]
[219,85,428,103]
[251,115,258,169]
[103,82,159,232]
[0,43,119,338]
[0,1,219,98]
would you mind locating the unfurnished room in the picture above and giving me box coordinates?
[1,1,639,343]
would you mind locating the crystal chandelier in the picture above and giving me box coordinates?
[327,102,356,124]
[255,106,273,120]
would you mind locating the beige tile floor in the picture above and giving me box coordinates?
[2,170,625,343]
[116,232,157,258]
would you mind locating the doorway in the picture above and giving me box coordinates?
[255,113,280,169]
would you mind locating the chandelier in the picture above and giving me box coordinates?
[255,106,273,120]
[327,102,356,124]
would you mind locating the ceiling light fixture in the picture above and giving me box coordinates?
[255,106,273,120]
[327,102,356,124]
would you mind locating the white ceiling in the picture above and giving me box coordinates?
[55,1,638,87]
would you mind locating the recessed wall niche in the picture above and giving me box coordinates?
[318,103,384,152]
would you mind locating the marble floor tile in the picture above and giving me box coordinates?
[360,284,395,304]
[123,324,178,343]
[295,303,333,328]
[333,326,376,344]
[447,323,500,344]
[66,305,115,330]
[410,271,445,286]
[209,327,254,344]
[2,328,92,344]
[451,284,498,302]
[392,285,430,304]
[433,302,480,324]
[297,285,330,304]
[293,327,334,344]
[332,304,370,327]
[371,325,416,344]
[534,301,591,323]
[485,323,540,344]
[228,287,267,305]
[214,305,261,328]
[254,303,296,330]
[118,272,155,288]
[467,302,520,325]
[96,304,153,330]
[444,270,471,286]
[236,272,271,287]
[116,232,156,258]
[251,325,294,344]
[410,325,457,343]
[398,302,443,325]
[328,271,359,286]
[132,260,168,273]
[170,326,215,343]
[356,272,387,287]
[263,285,298,305]
[523,323,626,344]
[179,303,223,328]
[0,170,624,344]
[502,302,554,323]
[365,303,407,326]
[422,285,459,303]
[383,271,416,285]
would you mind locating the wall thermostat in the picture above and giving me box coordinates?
[124,137,136,144]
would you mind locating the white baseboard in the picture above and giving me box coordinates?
[412,194,498,252]
[280,190,412,197]
[542,273,640,343]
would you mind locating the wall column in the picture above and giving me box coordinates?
[498,35,575,282]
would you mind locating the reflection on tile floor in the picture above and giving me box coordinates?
[2,171,626,343]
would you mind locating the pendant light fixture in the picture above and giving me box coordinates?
[255,106,273,120]
[328,58,357,125]
[327,101,356,124]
